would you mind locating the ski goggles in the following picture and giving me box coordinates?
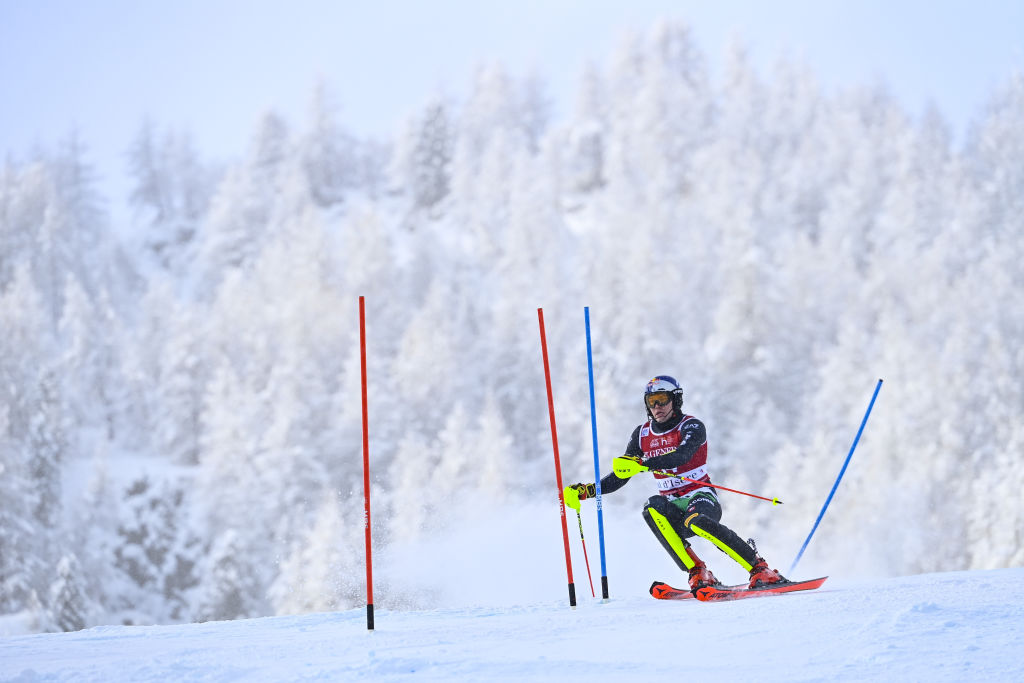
[645,391,673,408]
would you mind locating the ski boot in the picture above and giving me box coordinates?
[688,559,719,592]
[748,557,786,588]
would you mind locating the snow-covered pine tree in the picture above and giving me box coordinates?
[67,449,123,625]
[301,81,358,208]
[472,396,514,500]
[58,274,119,443]
[47,554,94,632]
[113,476,200,623]
[0,407,36,613]
[388,94,455,217]
[0,266,55,611]
[128,120,212,273]
[192,529,263,622]
[194,111,290,296]
[268,492,363,615]
[385,421,443,546]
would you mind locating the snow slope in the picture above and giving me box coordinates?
[2,568,1022,682]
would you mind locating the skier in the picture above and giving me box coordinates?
[566,375,786,593]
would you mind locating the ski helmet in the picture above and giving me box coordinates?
[644,375,684,418]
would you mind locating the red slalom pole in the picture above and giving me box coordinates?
[537,308,576,607]
[359,296,374,630]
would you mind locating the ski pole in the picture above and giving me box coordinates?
[573,509,596,597]
[612,457,784,505]
[788,378,883,574]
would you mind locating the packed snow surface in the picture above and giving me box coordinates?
[2,567,1023,682]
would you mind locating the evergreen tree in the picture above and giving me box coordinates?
[50,132,110,304]
[388,94,454,216]
[128,120,212,272]
[58,275,119,442]
[0,407,36,613]
[472,397,514,499]
[143,281,205,465]
[68,449,123,624]
[27,367,65,529]
[388,277,464,434]
[428,403,473,503]
[449,63,531,230]
[113,477,199,622]
[195,360,262,535]
[301,81,357,208]
[387,426,440,545]
[192,529,263,622]
[963,73,1024,278]
[255,357,331,548]
[195,111,290,295]
[268,493,361,615]
[0,265,54,611]
[48,554,93,632]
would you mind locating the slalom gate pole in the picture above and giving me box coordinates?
[788,378,883,575]
[537,308,576,607]
[584,307,610,600]
[574,509,596,597]
[359,296,374,630]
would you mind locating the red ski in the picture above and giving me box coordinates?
[650,580,698,600]
[649,580,746,600]
[650,577,827,601]
[695,576,828,602]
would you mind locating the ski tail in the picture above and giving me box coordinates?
[650,581,694,600]
[650,580,747,600]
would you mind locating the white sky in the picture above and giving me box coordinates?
[2,0,1022,213]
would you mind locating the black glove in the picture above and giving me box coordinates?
[570,482,597,500]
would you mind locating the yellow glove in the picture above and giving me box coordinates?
[612,455,648,479]
[563,483,596,511]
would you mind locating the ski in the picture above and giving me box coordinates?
[649,580,743,600]
[695,576,828,602]
[650,581,695,600]
[650,576,828,601]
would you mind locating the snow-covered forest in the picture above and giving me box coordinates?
[2,21,1023,633]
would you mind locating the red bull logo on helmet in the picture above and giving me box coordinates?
[646,376,679,393]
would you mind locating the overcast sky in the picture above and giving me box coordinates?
[2,0,1022,215]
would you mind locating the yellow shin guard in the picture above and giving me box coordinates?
[689,521,755,572]
[646,508,697,570]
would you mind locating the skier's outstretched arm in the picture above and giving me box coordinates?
[565,426,643,507]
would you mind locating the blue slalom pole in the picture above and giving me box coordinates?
[789,378,883,575]
[584,307,609,599]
